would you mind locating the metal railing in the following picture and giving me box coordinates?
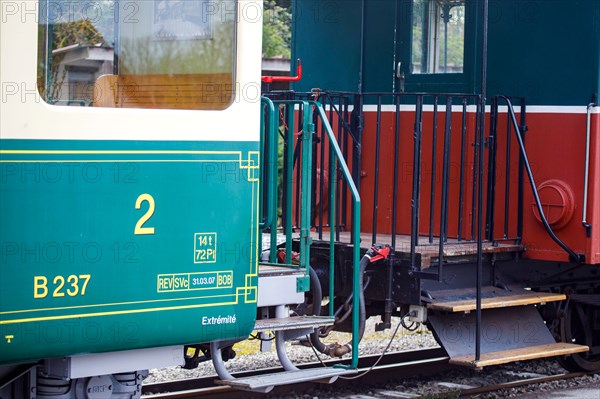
[262,92,585,367]
[494,96,584,263]
[259,98,362,367]
[486,96,527,244]
[264,91,536,251]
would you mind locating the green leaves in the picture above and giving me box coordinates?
[262,0,291,58]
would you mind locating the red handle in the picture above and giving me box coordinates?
[262,59,302,83]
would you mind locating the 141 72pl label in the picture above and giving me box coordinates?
[194,233,217,264]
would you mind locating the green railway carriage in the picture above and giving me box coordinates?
[2,1,600,398]
[1,0,268,395]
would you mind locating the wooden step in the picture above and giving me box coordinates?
[427,286,565,312]
[254,316,335,333]
[215,367,355,393]
[450,343,589,368]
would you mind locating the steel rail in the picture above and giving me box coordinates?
[142,351,594,399]
[142,348,448,398]
[457,371,593,397]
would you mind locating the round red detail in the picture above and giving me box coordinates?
[532,180,575,230]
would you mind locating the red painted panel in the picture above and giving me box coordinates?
[307,107,599,265]
[586,114,600,264]
[520,113,596,263]
[357,110,479,242]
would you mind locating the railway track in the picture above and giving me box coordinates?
[141,348,449,398]
[141,349,597,398]
[454,371,594,397]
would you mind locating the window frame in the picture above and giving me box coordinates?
[37,0,239,110]
[397,0,479,93]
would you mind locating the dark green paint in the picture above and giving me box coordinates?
[0,139,259,365]
[293,0,600,104]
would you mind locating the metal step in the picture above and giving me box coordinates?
[258,263,303,277]
[254,316,335,333]
[427,306,587,368]
[215,367,355,393]
[450,342,589,368]
[426,286,565,312]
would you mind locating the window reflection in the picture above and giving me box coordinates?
[38,0,236,110]
[412,0,465,74]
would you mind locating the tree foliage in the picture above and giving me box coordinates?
[262,0,291,58]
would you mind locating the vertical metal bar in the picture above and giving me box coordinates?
[281,106,288,234]
[318,108,325,240]
[340,95,349,234]
[410,96,424,268]
[517,98,526,242]
[351,94,364,243]
[270,126,279,265]
[285,104,295,264]
[351,169,361,370]
[341,96,349,235]
[300,102,314,281]
[457,98,468,241]
[382,94,400,331]
[471,101,481,241]
[504,103,512,239]
[478,1,491,362]
[438,96,453,282]
[336,144,342,241]
[259,104,266,230]
[295,112,302,230]
[429,96,439,244]
[336,98,344,242]
[485,97,498,242]
[476,0,490,362]
[260,98,279,263]
[311,110,319,231]
[372,96,383,244]
[329,145,337,317]
[476,95,486,362]
[391,95,401,249]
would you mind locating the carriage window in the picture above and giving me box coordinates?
[37,0,237,110]
[411,0,465,74]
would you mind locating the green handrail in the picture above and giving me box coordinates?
[260,98,361,368]
[259,98,279,264]
[259,97,277,231]
[312,101,361,369]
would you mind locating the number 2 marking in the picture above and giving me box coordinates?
[135,194,155,235]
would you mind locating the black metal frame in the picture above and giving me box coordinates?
[263,91,526,260]
[263,89,587,365]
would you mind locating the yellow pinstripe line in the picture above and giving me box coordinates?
[0,293,237,316]
[1,299,240,325]
[1,148,262,320]
[0,150,242,155]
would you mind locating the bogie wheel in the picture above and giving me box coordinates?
[558,300,600,372]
